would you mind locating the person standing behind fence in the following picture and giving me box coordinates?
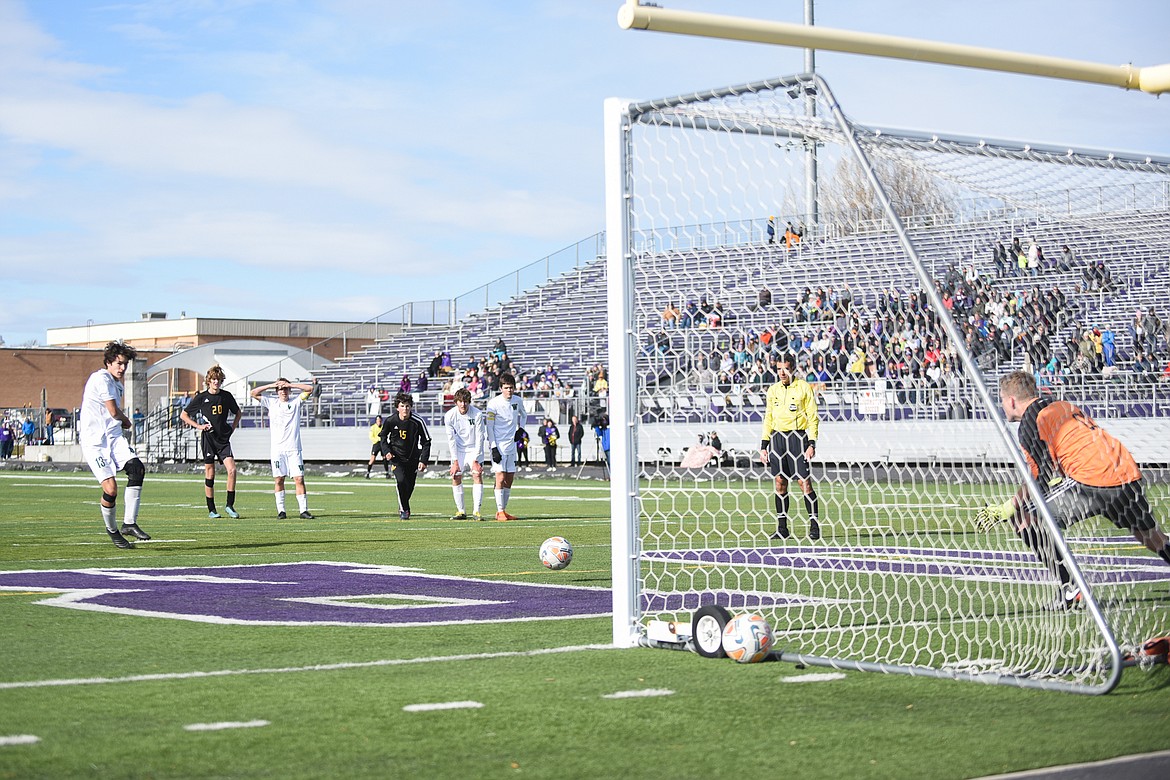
[180,365,242,519]
[567,415,585,467]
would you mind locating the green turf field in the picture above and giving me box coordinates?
[1,470,1168,779]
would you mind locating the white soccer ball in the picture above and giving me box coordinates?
[721,613,774,663]
[539,536,573,570]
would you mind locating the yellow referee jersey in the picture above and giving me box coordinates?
[761,379,820,441]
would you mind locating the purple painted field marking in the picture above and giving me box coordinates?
[0,561,611,627]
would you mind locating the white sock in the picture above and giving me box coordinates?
[124,486,141,526]
[101,504,117,533]
[472,483,483,513]
[275,490,286,513]
[501,487,511,511]
[494,488,504,512]
[296,492,308,513]
[453,485,465,513]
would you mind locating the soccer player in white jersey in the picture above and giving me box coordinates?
[445,388,486,520]
[485,373,527,521]
[80,341,151,548]
[251,377,317,519]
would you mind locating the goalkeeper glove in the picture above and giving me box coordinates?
[975,499,1015,532]
[491,447,502,463]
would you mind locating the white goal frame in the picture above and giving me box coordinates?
[604,72,1170,693]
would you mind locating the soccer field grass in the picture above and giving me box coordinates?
[2,470,1169,779]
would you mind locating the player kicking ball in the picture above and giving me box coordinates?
[80,341,151,548]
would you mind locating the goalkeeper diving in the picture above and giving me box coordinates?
[978,370,1170,609]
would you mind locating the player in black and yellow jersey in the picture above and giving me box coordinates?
[180,365,242,519]
[759,353,821,541]
[379,392,432,520]
[979,370,1170,609]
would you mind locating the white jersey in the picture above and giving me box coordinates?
[485,393,527,452]
[260,393,307,456]
[445,405,485,458]
[79,369,124,448]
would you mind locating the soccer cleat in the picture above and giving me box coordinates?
[398,510,410,520]
[473,512,484,522]
[504,511,518,521]
[224,506,240,519]
[452,512,468,520]
[808,519,821,541]
[364,472,371,479]
[1044,584,1084,612]
[299,511,315,520]
[208,511,222,519]
[277,511,287,520]
[107,530,133,549]
[495,511,511,522]
[771,517,791,540]
[120,523,151,541]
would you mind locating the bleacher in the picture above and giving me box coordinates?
[314,206,1170,427]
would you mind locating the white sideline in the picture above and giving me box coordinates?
[0,643,617,690]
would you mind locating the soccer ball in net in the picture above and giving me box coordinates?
[539,536,573,570]
[721,613,774,664]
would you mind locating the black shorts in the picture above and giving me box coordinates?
[1042,479,1157,533]
[371,441,390,457]
[201,435,234,465]
[767,430,811,481]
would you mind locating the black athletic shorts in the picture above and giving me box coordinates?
[767,430,811,481]
[201,434,234,465]
[1042,478,1156,532]
[371,441,390,457]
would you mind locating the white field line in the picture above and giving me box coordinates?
[402,701,484,712]
[0,643,617,691]
[0,735,40,746]
[601,688,674,699]
[184,720,269,732]
[780,673,847,683]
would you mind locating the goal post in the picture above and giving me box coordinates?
[604,71,1170,692]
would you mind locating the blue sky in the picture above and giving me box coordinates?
[1,0,1167,346]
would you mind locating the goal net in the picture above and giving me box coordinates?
[604,73,1170,693]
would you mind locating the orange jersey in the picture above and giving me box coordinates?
[1017,398,1140,488]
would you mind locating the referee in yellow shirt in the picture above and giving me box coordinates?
[759,353,821,540]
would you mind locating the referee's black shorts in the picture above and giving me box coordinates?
[371,441,390,458]
[767,430,811,481]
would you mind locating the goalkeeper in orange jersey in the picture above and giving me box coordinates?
[759,353,821,541]
[978,370,1170,609]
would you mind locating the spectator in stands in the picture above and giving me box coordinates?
[766,216,776,245]
[784,221,800,248]
[662,301,680,329]
[993,240,1010,278]
[440,351,453,375]
[493,339,508,360]
[752,286,772,311]
[681,300,698,329]
[428,351,443,377]
[399,374,412,394]
[592,368,609,397]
